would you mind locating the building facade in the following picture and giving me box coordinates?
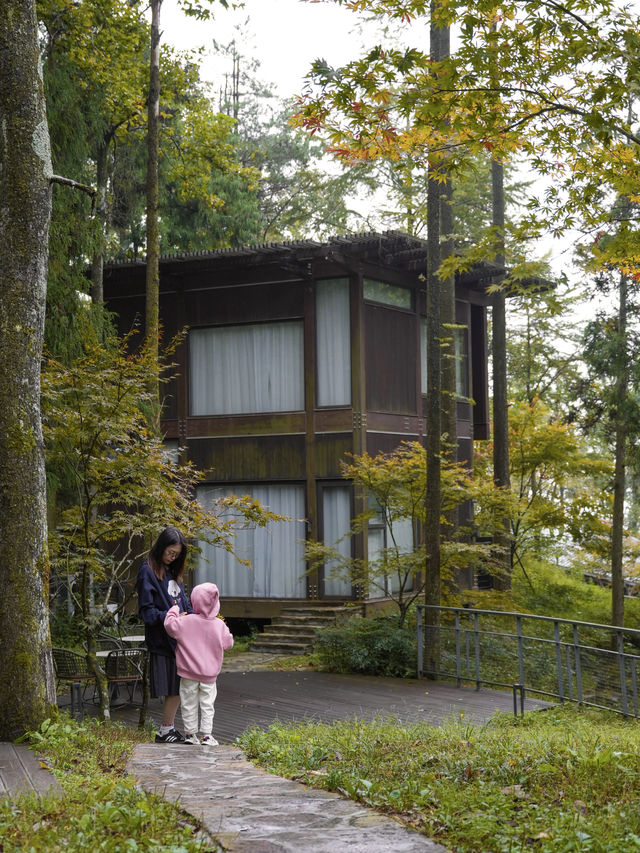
[104,232,496,618]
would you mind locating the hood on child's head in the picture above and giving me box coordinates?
[190,582,220,618]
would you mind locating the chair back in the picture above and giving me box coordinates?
[105,648,146,682]
[52,647,94,681]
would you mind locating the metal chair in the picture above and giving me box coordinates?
[105,647,147,705]
[51,647,96,699]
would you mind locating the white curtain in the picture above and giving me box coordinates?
[316,279,351,406]
[369,516,415,595]
[196,484,306,598]
[189,322,304,416]
[420,318,427,394]
[322,486,352,597]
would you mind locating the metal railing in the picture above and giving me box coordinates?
[417,605,640,718]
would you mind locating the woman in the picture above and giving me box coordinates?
[137,526,192,743]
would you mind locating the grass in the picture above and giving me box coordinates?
[238,704,640,853]
[0,715,222,852]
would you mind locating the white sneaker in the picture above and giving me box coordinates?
[200,734,218,746]
[184,732,200,745]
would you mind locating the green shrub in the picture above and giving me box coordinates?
[315,615,416,677]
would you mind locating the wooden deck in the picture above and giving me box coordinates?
[0,743,62,800]
[83,669,551,742]
[3,668,549,799]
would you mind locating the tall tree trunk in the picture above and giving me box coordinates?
[439,21,457,471]
[90,137,110,306]
[0,0,57,737]
[611,271,628,627]
[146,0,162,422]
[424,4,443,676]
[491,154,512,589]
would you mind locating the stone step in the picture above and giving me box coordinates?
[279,606,351,618]
[248,605,358,656]
[249,638,313,655]
[257,631,318,645]
[265,623,319,637]
[270,615,337,629]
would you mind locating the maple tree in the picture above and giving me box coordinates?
[43,324,281,716]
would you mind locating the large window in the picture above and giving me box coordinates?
[368,497,415,595]
[189,321,304,416]
[196,484,306,598]
[316,278,351,406]
[364,278,412,309]
[321,485,352,597]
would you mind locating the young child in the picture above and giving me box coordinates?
[164,582,233,745]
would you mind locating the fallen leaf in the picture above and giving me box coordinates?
[501,784,527,798]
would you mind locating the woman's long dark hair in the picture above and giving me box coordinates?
[148,526,187,579]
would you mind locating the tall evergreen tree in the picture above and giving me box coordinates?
[0,0,56,737]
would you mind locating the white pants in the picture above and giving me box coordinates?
[179,678,217,736]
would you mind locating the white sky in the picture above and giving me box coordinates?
[163,0,368,99]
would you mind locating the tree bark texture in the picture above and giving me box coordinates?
[611,272,628,627]
[424,4,443,676]
[90,137,109,305]
[491,155,512,589]
[0,0,56,737]
[145,0,162,417]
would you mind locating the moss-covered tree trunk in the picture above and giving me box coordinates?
[491,155,512,590]
[611,271,628,628]
[145,0,161,426]
[0,0,57,738]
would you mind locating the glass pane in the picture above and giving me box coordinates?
[322,486,352,597]
[455,326,468,397]
[316,278,351,406]
[189,321,304,415]
[196,484,306,598]
[363,278,412,309]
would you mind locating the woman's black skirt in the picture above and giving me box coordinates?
[149,652,180,698]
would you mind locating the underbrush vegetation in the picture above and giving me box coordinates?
[1,715,220,852]
[314,614,416,677]
[239,705,640,853]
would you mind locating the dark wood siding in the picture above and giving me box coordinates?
[470,303,489,440]
[188,435,306,481]
[184,281,304,327]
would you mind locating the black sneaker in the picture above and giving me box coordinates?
[155,728,185,743]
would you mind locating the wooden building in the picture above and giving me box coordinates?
[103,231,497,618]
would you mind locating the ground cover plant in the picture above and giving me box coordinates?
[239,705,640,853]
[0,715,221,851]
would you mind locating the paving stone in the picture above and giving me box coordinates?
[128,743,449,852]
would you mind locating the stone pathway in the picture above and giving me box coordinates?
[128,742,449,853]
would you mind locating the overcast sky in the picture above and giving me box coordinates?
[163,0,369,99]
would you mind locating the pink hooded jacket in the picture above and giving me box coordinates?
[164,582,233,683]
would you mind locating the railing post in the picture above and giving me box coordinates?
[417,606,423,679]
[565,646,573,701]
[617,629,629,716]
[631,658,638,718]
[572,624,583,704]
[474,612,481,691]
[516,615,525,688]
[70,681,84,722]
[554,620,565,702]
[455,610,462,687]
